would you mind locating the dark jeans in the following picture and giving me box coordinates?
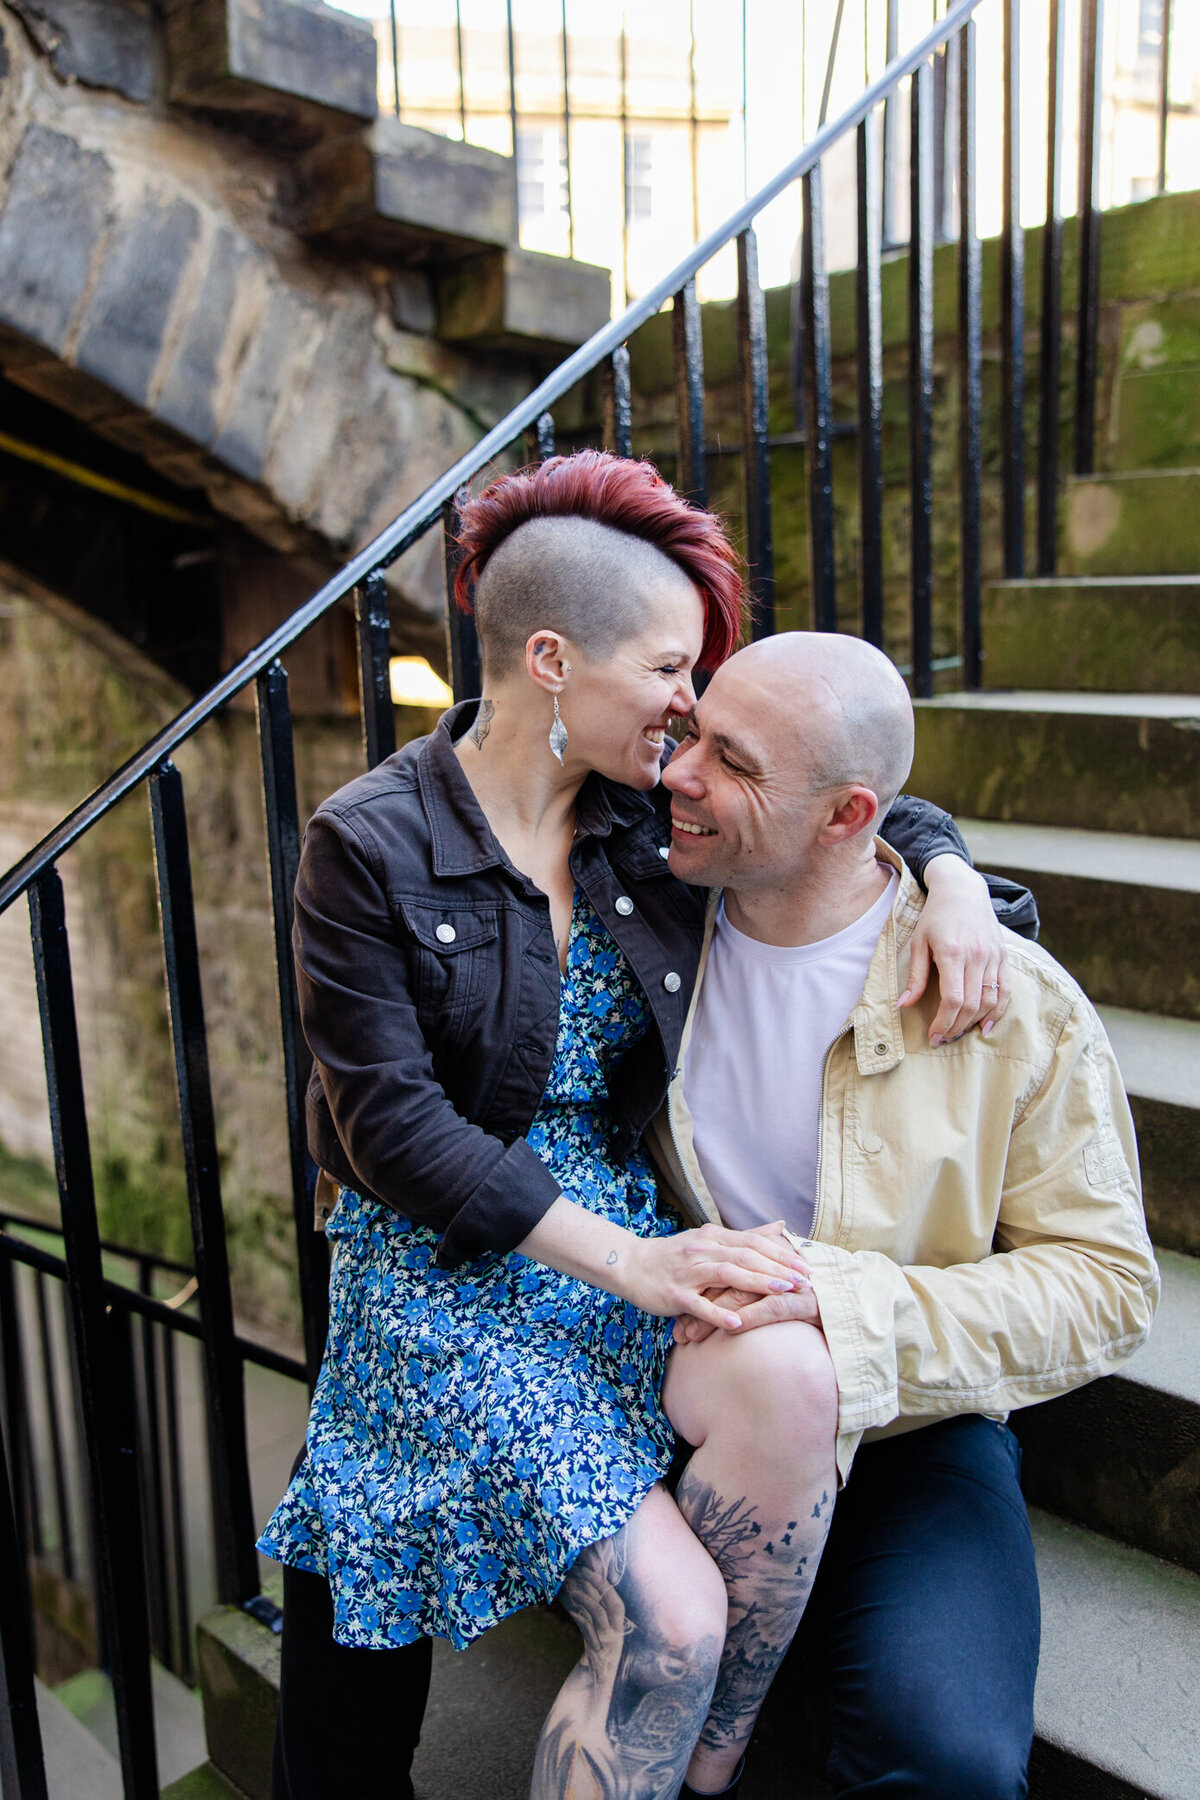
[271,1415,1038,1799]
[796,1413,1040,1797]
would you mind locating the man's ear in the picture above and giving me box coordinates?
[525,631,572,693]
[818,787,880,846]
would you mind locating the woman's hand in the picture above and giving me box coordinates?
[673,1278,821,1345]
[620,1222,812,1331]
[905,854,1009,1044]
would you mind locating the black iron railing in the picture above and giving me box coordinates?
[0,2,1116,1790]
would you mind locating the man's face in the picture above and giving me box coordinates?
[660,654,837,892]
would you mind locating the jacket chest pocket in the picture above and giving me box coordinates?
[397,899,500,1030]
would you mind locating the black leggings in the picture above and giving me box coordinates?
[271,1557,432,1800]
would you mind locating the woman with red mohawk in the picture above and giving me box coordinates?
[260,451,1013,1800]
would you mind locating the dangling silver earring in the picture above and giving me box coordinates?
[549,691,568,763]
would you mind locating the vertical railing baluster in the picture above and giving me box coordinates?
[29,868,159,1799]
[455,0,467,140]
[1000,0,1025,577]
[0,1255,38,1563]
[136,1261,171,1667]
[958,20,983,689]
[1075,0,1104,476]
[527,411,556,463]
[256,660,328,1387]
[737,228,775,640]
[881,0,900,246]
[1157,0,1171,196]
[909,61,935,698]
[34,1269,75,1580]
[856,111,885,648]
[603,347,633,460]
[161,1325,193,1684]
[149,765,259,1608]
[802,165,836,633]
[0,1402,48,1800]
[355,569,397,772]
[1037,0,1066,576]
[672,279,707,506]
[444,489,481,704]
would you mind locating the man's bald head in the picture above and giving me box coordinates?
[473,515,700,681]
[729,631,914,821]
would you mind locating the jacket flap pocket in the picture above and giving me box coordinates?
[397,899,499,953]
[614,840,674,881]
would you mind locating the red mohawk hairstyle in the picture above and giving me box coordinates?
[453,450,747,670]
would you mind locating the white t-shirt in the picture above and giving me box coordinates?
[684,870,898,1238]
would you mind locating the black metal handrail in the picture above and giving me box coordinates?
[0,0,1119,1789]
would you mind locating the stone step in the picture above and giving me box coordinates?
[910,691,1200,840]
[982,577,1200,694]
[1014,1249,1200,1576]
[34,1676,124,1800]
[1098,1006,1200,1259]
[960,819,1200,1021]
[52,1656,209,1790]
[1107,366,1200,473]
[1061,468,1200,577]
[161,1762,248,1799]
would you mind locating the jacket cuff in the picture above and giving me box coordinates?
[879,794,969,888]
[435,1137,562,1269]
[805,1242,901,1436]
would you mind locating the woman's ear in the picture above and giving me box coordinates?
[525,631,573,693]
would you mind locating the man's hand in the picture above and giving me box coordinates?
[905,854,1010,1045]
[673,1281,822,1345]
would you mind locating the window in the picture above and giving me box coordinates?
[517,127,568,223]
[624,133,653,224]
[1137,0,1166,62]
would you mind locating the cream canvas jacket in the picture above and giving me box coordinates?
[646,841,1160,1483]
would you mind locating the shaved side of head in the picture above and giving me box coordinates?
[737,631,915,821]
[473,515,699,680]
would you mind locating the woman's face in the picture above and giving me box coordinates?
[559,578,706,790]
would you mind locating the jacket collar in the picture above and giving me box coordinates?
[415,701,657,878]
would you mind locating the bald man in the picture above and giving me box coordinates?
[651,633,1158,1800]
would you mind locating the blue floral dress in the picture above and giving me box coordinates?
[258,890,678,1650]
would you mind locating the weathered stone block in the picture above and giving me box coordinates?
[195,1605,279,1800]
[0,123,113,355]
[436,247,611,352]
[166,0,377,139]
[156,226,261,445]
[75,193,202,408]
[1062,470,1200,577]
[982,578,1200,693]
[9,0,155,103]
[296,117,516,261]
[211,284,320,482]
[1111,367,1200,472]
[389,269,436,336]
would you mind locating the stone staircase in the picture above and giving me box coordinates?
[905,311,1200,1798]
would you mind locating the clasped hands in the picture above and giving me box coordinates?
[618,1219,818,1342]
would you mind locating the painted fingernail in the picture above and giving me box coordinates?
[898,989,912,1007]
[769,1278,791,1292]
[930,1033,944,1047]
[982,1020,994,1037]
[724,1313,742,1329]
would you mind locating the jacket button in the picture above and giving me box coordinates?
[658,845,670,859]
[874,1042,888,1056]
[663,971,682,993]
[615,896,634,916]
[861,1132,884,1154]
[436,922,457,944]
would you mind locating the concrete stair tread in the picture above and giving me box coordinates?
[52,1657,208,1788]
[1067,467,1200,484]
[34,1677,124,1800]
[1097,1006,1200,1111]
[1030,1508,1200,1798]
[917,689,1200,717]
[962,818,1200,892]
[1122,1248,1200,1406]
[988,575,1200,591]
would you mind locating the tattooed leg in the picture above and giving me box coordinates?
[531,1482,726,1800]
[663,1320,839,1794]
